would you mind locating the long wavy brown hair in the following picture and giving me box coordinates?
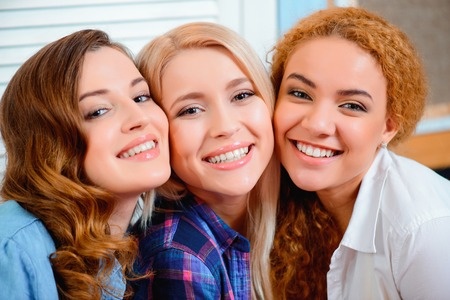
[270,6,427,299]
[0,29,150,299]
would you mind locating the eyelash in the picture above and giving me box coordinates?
[289,90,312,100]
[84,93,152,120]
[233,91,255,102]
[289,89,367,112]
[177,106,203,117]
[340,102,367,112]
[134,94,151,103]
[176,91,255,117]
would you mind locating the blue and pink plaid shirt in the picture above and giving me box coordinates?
[133,195,251,299]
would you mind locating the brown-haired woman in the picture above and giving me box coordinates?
[0,29,170,299]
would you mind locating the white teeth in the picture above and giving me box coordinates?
[120,141,156,158]
[296,142,335,158]
[313,148,321,157]
[207,147,249,164]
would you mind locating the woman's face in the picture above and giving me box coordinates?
[160,47,273,202]
[78,47,170,201]
[274,36,397,200]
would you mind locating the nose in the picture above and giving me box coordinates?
[300,102,335,137]
[121,100,151,133]
[208,105,240,138]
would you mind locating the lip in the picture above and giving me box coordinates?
[117,134,159,158]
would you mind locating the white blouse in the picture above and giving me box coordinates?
[328,148,450,300]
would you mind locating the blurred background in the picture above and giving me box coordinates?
[0,0,449,178]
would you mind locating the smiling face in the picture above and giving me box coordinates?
[274,36,397,201]
[160,47,273,202]
[78,47,170,202]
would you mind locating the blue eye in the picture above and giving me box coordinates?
[86,107,109,119]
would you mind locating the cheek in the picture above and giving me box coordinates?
[343,119,382,151]
[273,101,294,138]
[251,106,273,136]
[168,123,197,170]
[149,104,169,134]
[84,125,112,157]
[83,143,101,182]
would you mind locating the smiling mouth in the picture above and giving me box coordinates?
[204,146,251,164]
[119,141,156,158]
[294,141,341,158]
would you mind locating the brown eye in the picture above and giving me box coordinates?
[290,90,312,100]
[134,94,151,103]
[177,106,203,117]
[340,102,367,112]
[233,91,254,102]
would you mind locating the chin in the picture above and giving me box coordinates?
[286,170,317,191]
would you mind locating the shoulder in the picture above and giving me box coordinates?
[0,200,37,235]
[387,150,449,186]
[384,151,450,205]
[0,200,55,250]
[378,151,450,232]
[0,201,57,298]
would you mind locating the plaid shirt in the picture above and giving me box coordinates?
[133,195,251,299]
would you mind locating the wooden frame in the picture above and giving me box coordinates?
[393,103,450,170]
[393,130,450,170]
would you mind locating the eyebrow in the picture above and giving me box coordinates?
[79,77,146,101]
[286,72,372,101]
[337,89,373,101]
[226,77,251,90]
[174,92,203,104]
[171,77,252,107]
[286,72,316,88]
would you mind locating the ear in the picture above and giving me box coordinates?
[381,116,398,144]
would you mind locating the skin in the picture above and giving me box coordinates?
[159,47,273,232]
[78,47,171,235]
[274,37,397,230]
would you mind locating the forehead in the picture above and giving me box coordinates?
[81,47,131,72]
[162,47,247,85]
[78,47,140,89]
[285,37,383,79]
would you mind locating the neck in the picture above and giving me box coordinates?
[317,184,360,233]
[195,193,248,236]
[108,196,140,236]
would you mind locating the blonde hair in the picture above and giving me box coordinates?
[137,22,279,299]
[0,29,152,299]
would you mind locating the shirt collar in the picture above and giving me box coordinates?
[340,148,392,253]
[188,196,251,253]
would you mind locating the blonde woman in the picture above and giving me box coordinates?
[133,22,279,299]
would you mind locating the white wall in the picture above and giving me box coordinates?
[0,0,277,177]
